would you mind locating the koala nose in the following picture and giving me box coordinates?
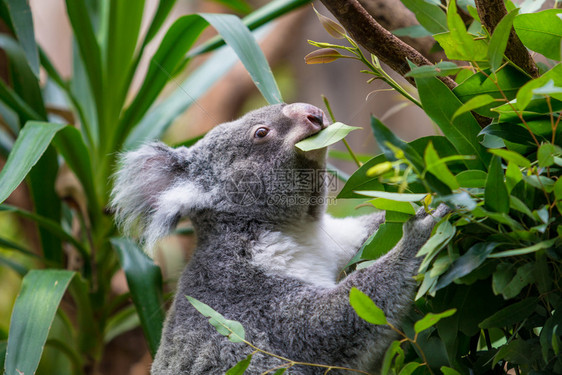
[282,103,328,130]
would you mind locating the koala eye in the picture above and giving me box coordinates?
[254,127,270,139]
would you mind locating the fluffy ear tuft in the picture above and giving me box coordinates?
[111,142,200,257]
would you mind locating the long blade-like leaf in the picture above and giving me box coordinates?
[111,238,165,356]
[4,0,39,77]
[4,270,75,375]
[0,121,65,204]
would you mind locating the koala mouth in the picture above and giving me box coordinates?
[297,113,329,143]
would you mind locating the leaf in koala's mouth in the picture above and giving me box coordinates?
[295,122,362,151]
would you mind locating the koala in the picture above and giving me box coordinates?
[111,103,447,374]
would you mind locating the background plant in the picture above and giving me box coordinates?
[0,0,310,374]
[306,0,562,373]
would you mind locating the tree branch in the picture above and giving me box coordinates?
[319,0,457,90]
[474,0,539,78]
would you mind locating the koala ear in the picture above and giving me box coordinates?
[111,142,205,257]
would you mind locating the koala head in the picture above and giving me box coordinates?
[111,103,331,255]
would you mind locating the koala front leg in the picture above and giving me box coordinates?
[280,206,447,371]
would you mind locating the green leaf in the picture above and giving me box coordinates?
[65,0,104,127]
[370,198,415,215]
[501,263,535,299]
[456,170,487,188]
[111,238,165,356]
[479,123,537,147]
[355,191,427,202]
[52,126,99,217]
[485,156,510,213]
[398,362,422,375]
[515,64,562,111]
[200,13,282,105]
[433,32,488,61]
[414,71,489,170]
[4,0,40,77]
[295,122,360,151]
[5,270,75,375]
[414,309,457,334]
[489,149,531,168]
[371,116,424,170]
[488,238,557,258]
[493,338,540,366]
[452,94,497,120]
[400,0,448,34]
[435,242,501,291]
[361,222,404,260]
[226,354,252,375]
[424,141,459,190]
[479,298,538,329]
[441,366,462,375]
[406,62,461,78]
[0,121,65,204]
[513,9,562,60]
[105,0,145,127]
[349,287,387,325]
[381,341,403,375]
[186,295,246,343]
[538,143,561,168]
[104,305,140,344]
[0,34,46,120]
[488,9,519,72]
[392,25,432,38]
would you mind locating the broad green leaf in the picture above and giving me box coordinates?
[424,141,459,190]
[0,122,65,204]
[226,354,253,375]
[452,94,497,120]
[0,35,45,120]
[488,238,557,258]
[392,24,432,38]
[479,123,537,147]
[488,9,519,72]
[489,149,531,168]
[435,242,501,291]
[516,64,562,111]
[356,191,427,202]
[400,0,447,34]
[479,298,538,329]
[188,0,311,56]
[4,0,40,77]
[65,0,104,128]
[533,80,562,102]
[493,338,540,366]
[200,13,282,105]
[433,32,488,61]
[371,116,424,170]
[414,309,457,334]
[349,287,387,325]
[414,71,489,170]
[406,62,462,78]
[5,270,75,375]
[505,162,522,193]
[456,170,487,188]
[537,143,561,167]
[361,222,403,260]
[485,156,509,213]
[273,369,287,375]
[398,362,422,375]
[513,9,562,60]
[500,263,535,299]
[111,238,165,356]
[370,198,415,215]
[454,66,529,117]
[186,295,246,343]
[295,122,360,151]
[105,0,145,132]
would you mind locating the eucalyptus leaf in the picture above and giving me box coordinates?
[295,122,361,151]
[513,9,562,60]
[401,0,448,34]
[488,9,519,72]
[349,287,387,325]
[479,298,537,329]
[484,156,509,214]
[186,295,246,343]
[414,309,457,334]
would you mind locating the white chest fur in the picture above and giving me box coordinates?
[250,214,371,287]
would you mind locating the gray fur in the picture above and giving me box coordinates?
[111,103,447,374]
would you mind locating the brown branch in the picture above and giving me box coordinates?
[475,0,539,78]
[319,0,457,90]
